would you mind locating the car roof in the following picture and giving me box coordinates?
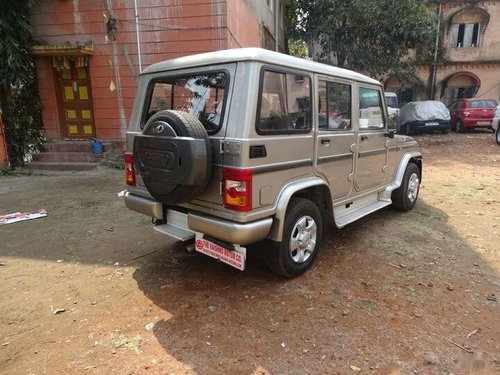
[142,48,381,86]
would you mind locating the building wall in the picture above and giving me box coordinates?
[227,0,261,49]
[30,0,277,141]
[412,0,500,104]
[385,1,500,105]
[440,0,500,62]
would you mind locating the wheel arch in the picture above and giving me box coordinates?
[384,151,423,196]
[267,177,332,242]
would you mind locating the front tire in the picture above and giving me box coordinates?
[266,198,323,278]
[496,126,500,145]
[391,163,421,212]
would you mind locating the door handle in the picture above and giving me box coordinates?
[321,138,330,145]
[360,135,368,141]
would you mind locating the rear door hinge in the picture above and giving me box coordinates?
[220,140,241,156]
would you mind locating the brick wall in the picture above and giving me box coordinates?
[30,0,261,141]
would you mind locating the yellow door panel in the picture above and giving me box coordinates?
[79,86,89,100]
[64,86,74,101]
[77,68,87,80]
[83,125,94,135]
[66,110,76,119]
[68,125,78,134]
[62,69,71,80]
[81,110,92,119]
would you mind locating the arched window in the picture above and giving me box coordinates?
[448,7,490,48]
[441,72,481,106]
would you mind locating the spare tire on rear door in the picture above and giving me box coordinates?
[133,110,212,204]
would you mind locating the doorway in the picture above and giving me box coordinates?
[56,65,95,138]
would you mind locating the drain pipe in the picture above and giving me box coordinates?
[134,0,142,73]
[430,2,442,100]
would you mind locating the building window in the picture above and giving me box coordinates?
[452,23,480,48]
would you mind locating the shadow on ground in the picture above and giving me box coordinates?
[133,201,499,374]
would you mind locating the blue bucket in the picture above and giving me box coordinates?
[89,138,103,155]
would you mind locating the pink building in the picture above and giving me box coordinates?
[29,0,286,169]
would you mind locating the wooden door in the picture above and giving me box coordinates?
[57,65,95,138]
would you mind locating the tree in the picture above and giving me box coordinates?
[295,0,437,80]
[284,0,310,58]
[0,0,43,168]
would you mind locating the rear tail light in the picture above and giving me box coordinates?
[223,167,253,212]
[124,152,136,186]
[464,111,471,117]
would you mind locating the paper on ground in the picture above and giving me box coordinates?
[0,209,47,225]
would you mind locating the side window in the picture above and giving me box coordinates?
[257,70,311,133]
[359,87,385,130]
[318,80,352,130]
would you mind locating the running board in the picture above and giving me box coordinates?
[334,198,391,228]
[154,223,195,241]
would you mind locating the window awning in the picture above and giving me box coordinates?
[30,43,94,56]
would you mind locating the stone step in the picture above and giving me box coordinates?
[41,141,91,153]
[28,161,99,171]
[32,152,102,163]
[41,141,113,153]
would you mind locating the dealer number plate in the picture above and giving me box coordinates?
[477,121,491,126]
[195,234,246,271]
[425,122,439,126]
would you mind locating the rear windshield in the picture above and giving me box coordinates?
[469,100,497,109]
[144,71,228,133]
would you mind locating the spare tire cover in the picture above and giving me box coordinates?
[134,110,212,204]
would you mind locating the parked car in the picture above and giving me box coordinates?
[385,92,399,115]
[124,48,422,277]
[493,103,500,145]
[385,92,399,128]
[398,101,450,135]
[449,98,498,132]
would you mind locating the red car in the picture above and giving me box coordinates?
[449,98,498,132]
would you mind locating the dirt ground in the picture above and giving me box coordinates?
[0,132,498,375]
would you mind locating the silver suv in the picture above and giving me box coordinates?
[124,48,422,277]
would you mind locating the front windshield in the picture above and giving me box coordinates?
[145,72,228,133]
[386,96,398,108]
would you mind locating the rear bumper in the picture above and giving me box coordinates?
[462,118,493,128]
[124,192,163,219]
[405,120,449,132]
[189,212,273,245]
[124,192,273,245]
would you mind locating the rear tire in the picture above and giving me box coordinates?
[266,198,323,278]
[496,126,500,145]
[391,163,420,212]
[456,121,464,133]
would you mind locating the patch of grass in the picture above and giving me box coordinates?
[113,335,142,353]
[1,168,14,176]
